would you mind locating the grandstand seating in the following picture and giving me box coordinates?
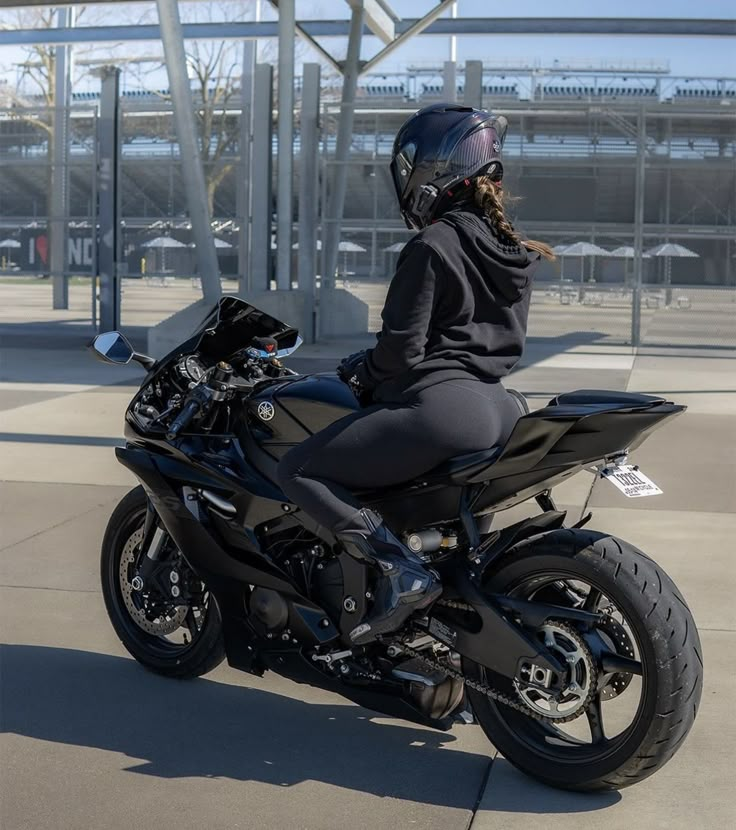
[541,85,657,98]
[674,87,736,98]
[363,84,406,97]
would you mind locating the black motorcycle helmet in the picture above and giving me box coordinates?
[390,103,508,231]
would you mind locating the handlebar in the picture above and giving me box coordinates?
[166,398,202,441]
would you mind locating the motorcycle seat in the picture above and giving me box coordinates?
[422,446,504,484]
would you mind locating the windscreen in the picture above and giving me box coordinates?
[157,296,301,368]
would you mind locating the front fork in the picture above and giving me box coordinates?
[134,498,180,599]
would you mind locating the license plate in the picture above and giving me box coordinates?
[600,464,663,498]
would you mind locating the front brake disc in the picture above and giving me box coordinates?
[119,527,188,635]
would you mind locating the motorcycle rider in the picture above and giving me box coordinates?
[278,104,554,645]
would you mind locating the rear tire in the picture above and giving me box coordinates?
[101,486,225,679]
[464,528,703,791]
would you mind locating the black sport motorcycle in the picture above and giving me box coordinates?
[92,296,702,792]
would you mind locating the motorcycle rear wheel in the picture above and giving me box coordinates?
[464,528,703,791]
[101,486,225,679]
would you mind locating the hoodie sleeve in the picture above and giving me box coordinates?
[357,239,443,390]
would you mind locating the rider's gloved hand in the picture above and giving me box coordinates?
[337,350,367,384]
[337,350,374,406]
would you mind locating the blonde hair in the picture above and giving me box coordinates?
[473,175,555,261]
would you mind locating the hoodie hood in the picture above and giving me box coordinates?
[436,206,539,304]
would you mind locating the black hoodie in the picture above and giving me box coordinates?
[357,206,540,402]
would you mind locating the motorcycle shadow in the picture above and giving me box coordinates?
[1,644,620,812]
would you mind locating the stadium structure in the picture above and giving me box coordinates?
[0,4,734,348]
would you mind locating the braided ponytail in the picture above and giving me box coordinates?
[473,176,555,261]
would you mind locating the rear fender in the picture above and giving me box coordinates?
[476,510,568,576]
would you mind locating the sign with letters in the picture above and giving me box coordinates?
[601,464,663,498]
[19,229,94,274]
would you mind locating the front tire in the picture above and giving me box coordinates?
[464,529,703,791]
[101,486,225,679]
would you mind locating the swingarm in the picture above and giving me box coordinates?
[423,561,601,690]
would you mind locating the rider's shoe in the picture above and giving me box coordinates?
[335,508,441,646]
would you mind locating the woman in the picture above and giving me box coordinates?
[278,104,554,645]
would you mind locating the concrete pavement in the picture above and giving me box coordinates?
[1,322,734,828]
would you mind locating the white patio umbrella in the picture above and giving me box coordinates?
[0,238,20,268]
[335,240,366,277]
[610,246,652,258]
[142,235,186,273]
[338,240,366,252]
[560,242,609,299]
[551,244,571,297]
[142,235,187,248]
[646,243,699,305]
[189,237,232,249]
[610,246,652,288]
[383,241,407,253]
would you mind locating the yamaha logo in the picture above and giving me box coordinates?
[257,401,275,422]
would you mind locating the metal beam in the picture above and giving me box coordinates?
[237,41,256,296]
[463,60,483,108]
[267,1,343,79]
[297,63,321,341]
[276,0,295,291]
[155,0,220,304]
[50,5,72,310]
[631,107,647,347]
[322,4,364,289]
[97,66,121,332]
[361,0,456,74]
[443,60,457,101]
[250,63,274,292]
[4,18,734,47]
[347,0,395,44]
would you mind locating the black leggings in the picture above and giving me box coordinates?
[277,378,521,532]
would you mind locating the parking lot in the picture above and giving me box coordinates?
[1,285,734,829]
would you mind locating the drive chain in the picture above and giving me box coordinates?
[393,600,597,724]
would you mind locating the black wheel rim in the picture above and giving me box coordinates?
[113,507,211,659]
[478,570,648,765]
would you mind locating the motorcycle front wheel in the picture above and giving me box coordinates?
[464,528,703,791]
[101,486,225,679]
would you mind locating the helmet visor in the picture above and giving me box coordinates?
[390,141,417,202]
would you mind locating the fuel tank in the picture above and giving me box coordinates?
[247,373,360,459]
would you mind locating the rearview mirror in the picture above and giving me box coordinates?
[90,331,135,365]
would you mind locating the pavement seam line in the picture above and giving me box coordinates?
[0,495,123,553]
[0,584,100,594]
[467,754,496,830]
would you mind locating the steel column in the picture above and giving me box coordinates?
[297,63,321,341]
[250,63,273,291]
[664,165,673,306]
[323,3,364,288]
[238,41,256,296]
[464,60,483,108]
[631,107,647,347]
[155,0,220,304]
[443,60,457,101]
[50,6,73,309]
[4,18,736,47]
[97,66,121,332]
[276,0,296,290]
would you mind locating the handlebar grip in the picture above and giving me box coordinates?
[166,398,201,441]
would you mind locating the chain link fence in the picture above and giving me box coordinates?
[319,102,736,349]
[2,97,734,347]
